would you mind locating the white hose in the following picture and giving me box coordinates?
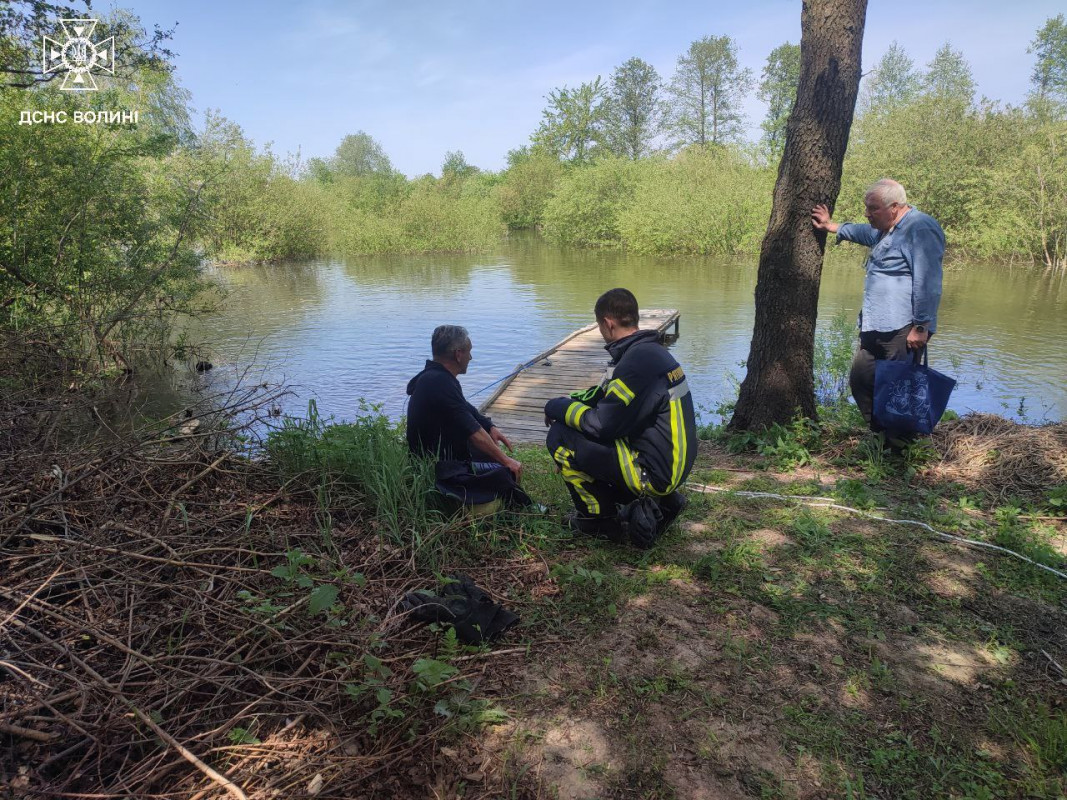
[685,482,1067,582]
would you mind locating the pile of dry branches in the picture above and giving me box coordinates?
[929,413,1067,501]
[0,383,536,798]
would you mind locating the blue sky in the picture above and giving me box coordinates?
[112,0,1062,176]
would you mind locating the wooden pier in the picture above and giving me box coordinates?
[478,309,681,444]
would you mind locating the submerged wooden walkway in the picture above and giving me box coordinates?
[478,309,681,443]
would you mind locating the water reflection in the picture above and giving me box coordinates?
[185,237,1067,425]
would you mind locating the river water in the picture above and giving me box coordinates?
[186,235,1067,426]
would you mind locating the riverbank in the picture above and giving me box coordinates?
[2,388,1064,797]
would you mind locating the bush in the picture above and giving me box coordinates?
[541,157,643,247]
[497,150,565,229]
[0,83,207,373]
[617,147,773,256]
[265,401,445,549]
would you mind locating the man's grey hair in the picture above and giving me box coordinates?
[865,178,907,207]
[431,325,469,358]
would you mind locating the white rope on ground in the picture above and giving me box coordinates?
[685,482,1067,582]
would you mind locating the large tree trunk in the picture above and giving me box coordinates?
[729,0,867,431]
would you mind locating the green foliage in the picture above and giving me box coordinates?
[227,727,261,745]
[667,34,753,147]
[497,146,564,229]
[344,628,508,739]
[616,147,773,256]
[962,122,1067,269]
[694,540,764,583]
[182,111,328,262]
[331,131,393,177]
[990,512,1063,571]
[308,584,340,615]
[722,417,818,471]
[0,78,207,373]
[757,42,801,159]
[840,35,1065,268]
[411,657,459,690]
[1028,14,1067,109]
[321,171,504,254]
[541,157,643,247]
[532,78,610,163]
[602,57,664,160]
[1,3,177,92]
[264,400,445,551]
[923,42,976,104]
[1046,485,1067,515]
[814,312,858,408]
[791,513,832,552]
[859,41,921,115]
[440,149,477,182]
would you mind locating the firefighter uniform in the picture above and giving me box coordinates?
[544,329,697,522]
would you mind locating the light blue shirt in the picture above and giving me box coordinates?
[837,207,945,333]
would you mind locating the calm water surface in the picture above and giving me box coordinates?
[187,236,1067,426]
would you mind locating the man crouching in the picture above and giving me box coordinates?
[407,325,531,510]
[544,289,696,547]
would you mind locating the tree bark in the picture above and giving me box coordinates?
[729,0,867,431]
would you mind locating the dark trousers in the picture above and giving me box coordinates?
[546,423,639,518]
[850,326,913,430]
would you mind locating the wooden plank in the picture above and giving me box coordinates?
[507,375,602,389]
[482,309,680,426]
[477,322,597,414]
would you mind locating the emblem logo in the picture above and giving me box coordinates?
[42,19,115,91]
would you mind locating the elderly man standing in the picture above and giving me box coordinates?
[406,325,530,508]
[812,179,945,440]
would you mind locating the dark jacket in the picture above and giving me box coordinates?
[544,329,697,495]
[406,360,492,461]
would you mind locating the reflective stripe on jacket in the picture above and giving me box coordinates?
[544,329,697,495]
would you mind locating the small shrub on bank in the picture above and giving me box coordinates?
[265,400,444,549]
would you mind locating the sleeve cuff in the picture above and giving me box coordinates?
[544,397,570,422]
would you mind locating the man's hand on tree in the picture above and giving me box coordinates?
[811,204,838,233]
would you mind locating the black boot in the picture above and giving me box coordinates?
[618,497,663,549]
[656,491,688,534]
[564,511,625,542]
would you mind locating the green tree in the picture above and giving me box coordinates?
[964,121,1067,269]
[0,84,205,373]
[532,78,609,163]
[667,35,753,147]
[922,42,975,104]
[1028,14,1067,117]
[305,157,334,184]
[603,57,664,159]
[757,42,801,159]
[441,150,477,181]
[332,131,393,177]
[860,41,920,114]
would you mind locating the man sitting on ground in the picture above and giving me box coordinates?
[406,325,531,509]
[544,289,696,547]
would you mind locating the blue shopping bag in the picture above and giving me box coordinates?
[873,348,956,435]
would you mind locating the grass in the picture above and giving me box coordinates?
[251,398,1066,798]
